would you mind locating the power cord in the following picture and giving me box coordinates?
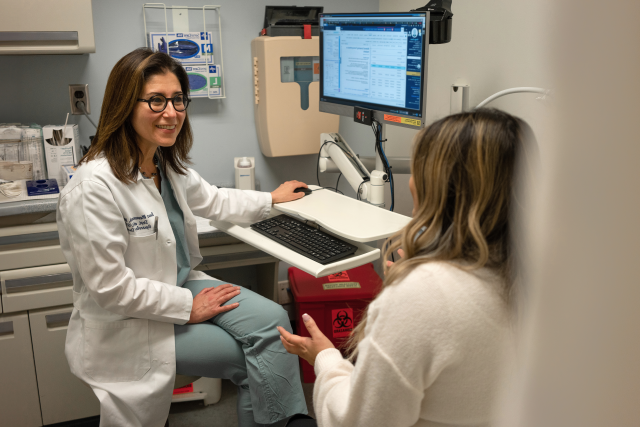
[356,180,366,201]
[371,120,394,211]
[76,101,98,130]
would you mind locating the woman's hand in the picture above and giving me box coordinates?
[270,180,307,204]
[386,248,405,268]
[187,284,241,324]
[277,313,335,366]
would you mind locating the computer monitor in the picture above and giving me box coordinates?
[319,12,429,129]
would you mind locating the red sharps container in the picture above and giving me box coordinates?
[288,263,382,382]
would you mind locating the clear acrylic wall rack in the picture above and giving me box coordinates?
[143,3,226,99]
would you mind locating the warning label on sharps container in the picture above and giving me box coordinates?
[332,308,354,337]
[327,271,350,282]
[322,282,361,290]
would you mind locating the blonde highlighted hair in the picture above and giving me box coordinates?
[346,108,533,359]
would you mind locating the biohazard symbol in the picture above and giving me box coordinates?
[333,310,353,329]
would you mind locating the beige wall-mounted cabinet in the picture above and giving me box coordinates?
[251,36,339,157]
[0,0,95,55]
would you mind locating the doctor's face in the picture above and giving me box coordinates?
[131,71,186,150]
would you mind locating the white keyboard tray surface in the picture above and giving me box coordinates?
[210,186,411,278]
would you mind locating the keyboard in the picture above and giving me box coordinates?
[250,214,358,265]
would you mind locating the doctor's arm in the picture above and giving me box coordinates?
[184,168,305,223]
[59,180,194,324]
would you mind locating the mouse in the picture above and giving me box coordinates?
[293,187,312,196]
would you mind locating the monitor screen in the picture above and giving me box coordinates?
[319,12,427,119]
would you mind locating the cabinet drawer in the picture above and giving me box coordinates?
[0,245,66,270]
[0,311,43,427]
[1,264,73,313]
[0,223,64,270]
[29,306,100,425]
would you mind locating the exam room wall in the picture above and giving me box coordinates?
[376,0,554,218]
[0,0,378,280]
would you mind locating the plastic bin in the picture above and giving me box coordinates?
[288,263,382,382]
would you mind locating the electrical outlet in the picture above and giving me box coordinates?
[69,84,90,115]
[278,280,292,304]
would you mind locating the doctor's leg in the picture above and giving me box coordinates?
[175,322,258,427]
[181,279,307,425]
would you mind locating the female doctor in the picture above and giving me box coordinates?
[57,48,308,427]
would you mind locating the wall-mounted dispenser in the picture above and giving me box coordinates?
[251,6,339,157]
[235,157,255,190]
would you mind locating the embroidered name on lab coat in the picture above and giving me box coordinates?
[124,212,155,233]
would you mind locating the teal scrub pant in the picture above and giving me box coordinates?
[174,279,307,426]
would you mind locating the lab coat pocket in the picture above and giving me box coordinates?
[83,318,151,383]
[124,233,161,280]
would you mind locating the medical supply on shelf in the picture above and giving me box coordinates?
[42,125,81,183]
[20,128,47,180]
[0,139,20,162]
[0,179,60,203]
[0,181,23,198]
[0,126,22,162]
[59,165,77,186]
[26,179,60,196]
[234,156,255,190]
[250,214,358,265]
[288,263,381,382]
[184,64,221,98]
[148,32,213,64]
[0,161,33,181]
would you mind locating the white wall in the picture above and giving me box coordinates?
[496,0,640,425]
[377,0,553,217]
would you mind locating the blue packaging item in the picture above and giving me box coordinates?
[184,65,222,98]
[148,32,213,64]
[26,179,60,196]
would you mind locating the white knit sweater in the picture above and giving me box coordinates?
[313,261,513,427]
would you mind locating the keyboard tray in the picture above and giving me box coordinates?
[250,214,358,265]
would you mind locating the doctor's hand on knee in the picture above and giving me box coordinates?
[277,313,335,366]
[187,284,241,324]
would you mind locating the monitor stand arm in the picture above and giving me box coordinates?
[319,132,389,207]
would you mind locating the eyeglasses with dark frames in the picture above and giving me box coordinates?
[137,94,190,113]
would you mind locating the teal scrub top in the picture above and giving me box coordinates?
[158,166,191,287]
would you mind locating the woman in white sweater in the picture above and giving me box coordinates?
[279,109,531,427]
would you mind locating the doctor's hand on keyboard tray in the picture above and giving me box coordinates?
[270,180,308,204]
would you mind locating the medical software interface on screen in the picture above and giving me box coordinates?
[320,13,427,117]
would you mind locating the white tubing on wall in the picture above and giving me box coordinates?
[476,87,548,109]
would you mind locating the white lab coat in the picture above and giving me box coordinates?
[56,157,271,427]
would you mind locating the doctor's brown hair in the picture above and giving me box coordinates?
[79,48,193,182]
[346,109,533,359]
